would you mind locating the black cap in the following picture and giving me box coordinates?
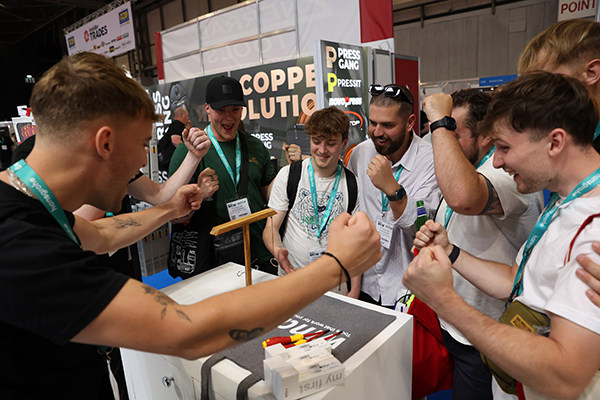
[205,76,246,109]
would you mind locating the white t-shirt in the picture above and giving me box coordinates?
[268,158,359,274]
[514,193,600,399]
[437,156,544,345]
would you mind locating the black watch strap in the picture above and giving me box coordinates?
[430,116,457,132]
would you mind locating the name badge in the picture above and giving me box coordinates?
[308,247,326,264]
[226,197,251,220]
[376,219,394,249]
[1,145,7,150]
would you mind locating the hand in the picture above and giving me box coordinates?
[198,167,219,199]
[275,247,297,274]
[413,220,452,254]
[423,93,453,124]
[366,155,400,195]
[576,241,600,308]
[167,184,203,219]
[184,127,211,159]
[403,246,456,309]
[285,144,302,164]
[325,212,381,278]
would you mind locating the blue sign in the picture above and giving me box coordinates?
[119,9,130,25]
[68,36,75,48]
[479,74,518,87]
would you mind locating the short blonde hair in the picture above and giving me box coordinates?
[518,19,600,74]
[31,52,161,141]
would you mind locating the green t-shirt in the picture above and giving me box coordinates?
[169,129,276,264]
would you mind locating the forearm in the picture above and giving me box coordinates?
[78,203,177,254]
[431,130,486,213]
[347,275,362,298]
[451,248,514,299]
[437,295,597,399]
[390,196,408,221]
[153,152,201,204]
[263,218,282,255]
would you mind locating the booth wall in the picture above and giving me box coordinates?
[394,0,559,83]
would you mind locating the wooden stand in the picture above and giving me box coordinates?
[210,208,277,286]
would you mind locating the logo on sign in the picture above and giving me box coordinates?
[110,46,115,53]
[117,35,122,41]
[68,36,75,48]
[119,9,130,25]
[123,32,129,38]
[84,31,90,42]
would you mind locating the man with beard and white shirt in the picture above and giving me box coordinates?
[347,84,440,305]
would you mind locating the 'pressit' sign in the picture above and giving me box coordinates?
[65,2,136,58]
[558,0,596,21]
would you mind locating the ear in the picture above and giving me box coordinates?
[581,59,600,87]
[547,128,567,157]
[205,103,211,116]
[341,137,349,149]
[406,113,417,132]
[94,126,114,160]
[480,134,492,148]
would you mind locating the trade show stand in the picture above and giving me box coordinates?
[121,263,413,400]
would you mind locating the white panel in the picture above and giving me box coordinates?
[199,3,258,49]
[164,53,202,83]
[261,31,297,64]
[202,40,260,76]
[260,0,296,33]
[162,24,199,59]
[297,0,361,57]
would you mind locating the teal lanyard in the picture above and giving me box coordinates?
[10,160,81,247]
[510,167,600,300]
[308,160,343,239]
[381,165,404,214]
[595,121,600,142]
[206,124,241,194]
[444,146,496,228]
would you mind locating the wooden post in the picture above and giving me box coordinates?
[210,208,277,286]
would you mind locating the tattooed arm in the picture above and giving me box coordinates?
[72,212,382,359]
[74,184,202,254]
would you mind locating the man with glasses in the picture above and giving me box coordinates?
[347,84,440,305]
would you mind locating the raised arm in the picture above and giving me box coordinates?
[128,128,210,205]
[75,184,202,255]
[423,94,503,216]
[72,211,382,359]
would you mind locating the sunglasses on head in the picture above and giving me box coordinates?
[369,84,414,106]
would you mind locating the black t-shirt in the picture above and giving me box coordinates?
[0,181,129,399]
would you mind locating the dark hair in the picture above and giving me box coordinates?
[30,52,160,141]
[369,84,414,118]
[480,72,598,147]
[304,107,349,141]
[451,90,492,139]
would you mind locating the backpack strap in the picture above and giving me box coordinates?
[279,160,303,239]
[344,167,357,213]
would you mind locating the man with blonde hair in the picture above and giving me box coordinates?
[519,18,600,151]
[0,52,381,399]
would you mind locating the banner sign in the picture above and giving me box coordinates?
[146,57,317,182]
[65,2,135,58]
[558,0,596,21]
[314,40,368,148]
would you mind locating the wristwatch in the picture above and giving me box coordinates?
[387,185,406,202]
[430,116,457,132]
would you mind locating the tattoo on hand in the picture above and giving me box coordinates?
[112,217,142,229]
[229,328,264,342]
[142,285,192,322]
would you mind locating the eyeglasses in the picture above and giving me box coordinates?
[369,84,414,106]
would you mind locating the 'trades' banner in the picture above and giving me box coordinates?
[65,2,136,58]
[314,40,368,148]
[146,57,317,182]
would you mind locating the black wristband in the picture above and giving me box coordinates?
[448,245,460,264]
[323,252,351,293]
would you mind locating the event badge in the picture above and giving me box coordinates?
[308,247,326,263]
[376,219,393,249]
[226,197,251,220]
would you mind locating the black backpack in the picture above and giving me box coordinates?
[279,160,358,238]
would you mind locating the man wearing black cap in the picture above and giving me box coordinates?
[169,76,278,275]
